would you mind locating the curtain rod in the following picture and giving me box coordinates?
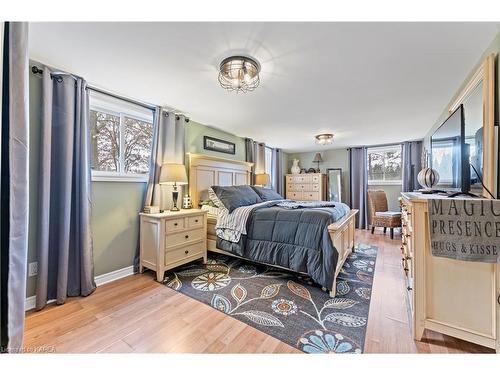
[31,65,158,112]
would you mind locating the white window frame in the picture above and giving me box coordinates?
[367,145,403,186]
[90,98,154,183]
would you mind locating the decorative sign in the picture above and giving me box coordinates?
[428,198,500,263]
[203,136,236,155]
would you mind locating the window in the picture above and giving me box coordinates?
[367,145,402,185]
[90,91,154,182]
[265,146,273,187]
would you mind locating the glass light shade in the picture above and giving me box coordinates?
[159,163,188,185]
[255,173,270,186]
[315,134,334,146]
[218,56,261,93]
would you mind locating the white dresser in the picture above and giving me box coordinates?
[139,209,207,282]
[400,192,499,352]
[285,173,326,201]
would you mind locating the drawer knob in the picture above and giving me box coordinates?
[195,219,198,223]
[185,235,189,239]
[407,286,412,291]
[174,222,178,226]
[185,250,189,254]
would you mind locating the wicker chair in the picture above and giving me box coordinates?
[367,189,401,239]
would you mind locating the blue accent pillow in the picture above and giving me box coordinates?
[210,185,262,213]
[250,186,283,201]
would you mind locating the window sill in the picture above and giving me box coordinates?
[368,180,402,186]
[92,173,149,183]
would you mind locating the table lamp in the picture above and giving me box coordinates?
[159,163,188,211]
[255,173,270,187]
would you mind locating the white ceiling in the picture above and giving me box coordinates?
[29,22,499,152]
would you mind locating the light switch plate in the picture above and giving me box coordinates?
[28,262,38,277]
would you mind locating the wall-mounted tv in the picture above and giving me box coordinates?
[431,104,471,195]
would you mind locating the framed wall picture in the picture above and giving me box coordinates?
[203,136,236,155]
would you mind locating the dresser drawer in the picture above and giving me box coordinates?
[187,215,204,229]
[311,175,320,183]
[296,183,311,191]
[286,175,294,183]
[165,217,185,233]
[294,175,312,183]
[311,183,320,191]
[165,241,205,267]
[286,191,303,200]
[286,183,295,192]
[302,191,320,201]
[165,228,205,249]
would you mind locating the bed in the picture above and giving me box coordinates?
[188,153,358,297]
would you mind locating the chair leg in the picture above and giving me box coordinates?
[390,228,394,239]
[371,226,375,234]
[383,227,387,234]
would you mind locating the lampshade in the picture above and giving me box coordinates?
[255,173,270,186]
[313,153,323,163]
[159,163,188,185]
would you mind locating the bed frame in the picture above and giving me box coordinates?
[188,153,358,297]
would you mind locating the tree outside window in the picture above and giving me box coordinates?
[89,98,154,181]
[367,146,402,184]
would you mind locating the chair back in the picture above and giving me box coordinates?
[367,189,388,218]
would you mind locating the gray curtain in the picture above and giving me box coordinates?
[402,140,422,192]
[245,138,256,184]
[0,22,29,352]
[35,66,96,310]
[349,147,368,229]
[271,148,284,195]
[134,109,185,271]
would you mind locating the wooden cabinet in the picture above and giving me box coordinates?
[400,192,499,352]
[285,173,326,201]
[139,209,207,282]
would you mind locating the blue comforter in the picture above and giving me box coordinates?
[216,201,351,291]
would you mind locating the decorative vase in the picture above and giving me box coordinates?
[291,159,300,175]
[417,168,440,190]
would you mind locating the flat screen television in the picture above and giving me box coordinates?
[431,104,470,195]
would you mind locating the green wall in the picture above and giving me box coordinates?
[185,121,246,161]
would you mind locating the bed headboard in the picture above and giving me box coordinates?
[188,153,253,208]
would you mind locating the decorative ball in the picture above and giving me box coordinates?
[417,168,440,189]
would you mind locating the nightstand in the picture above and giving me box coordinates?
[139,209,207,282]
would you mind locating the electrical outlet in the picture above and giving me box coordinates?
[28,262,38,277]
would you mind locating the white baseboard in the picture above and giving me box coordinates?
[25,265,135,311]
[94,265,135,286]
[25,296,56,311]
[25,295,37,311]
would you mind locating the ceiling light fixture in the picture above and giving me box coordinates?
[315,134,334,146]
[218,55,261,93]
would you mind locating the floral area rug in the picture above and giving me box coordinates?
[163,244,377,354]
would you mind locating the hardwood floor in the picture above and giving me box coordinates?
[24,229,495,353]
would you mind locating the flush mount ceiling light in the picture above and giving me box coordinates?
[315,134,334,146]
[218,55,261,93]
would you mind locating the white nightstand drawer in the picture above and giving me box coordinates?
[165,241,205,267]
[165,228,205,249]
[165,217,185,233]
[187,215,204,228]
